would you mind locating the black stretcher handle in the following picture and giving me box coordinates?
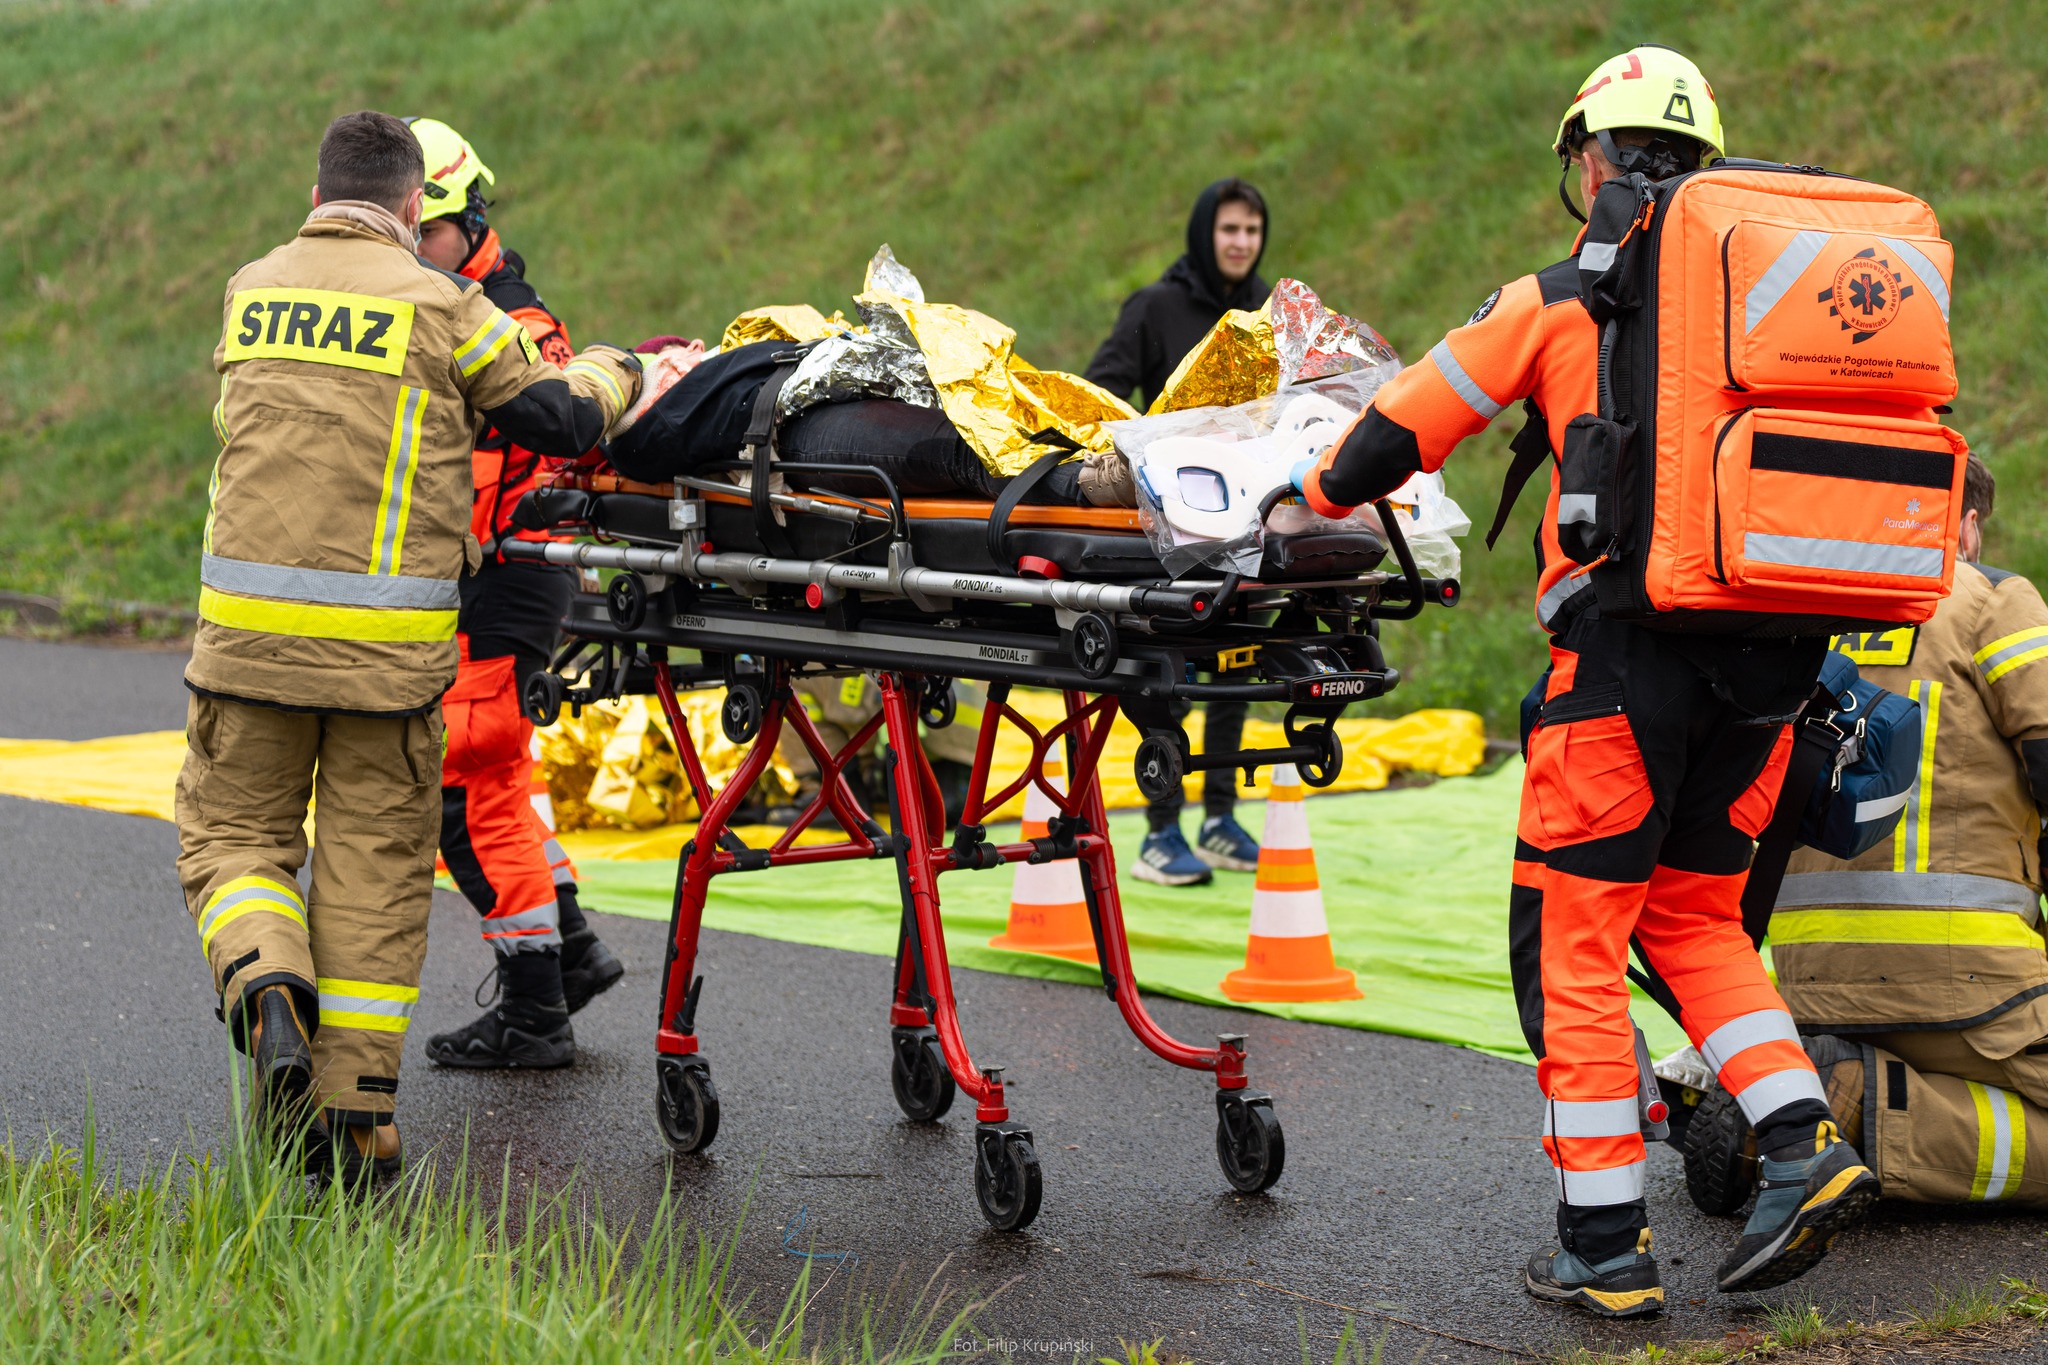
[1252,486,1427,617]
[697,457,907,539]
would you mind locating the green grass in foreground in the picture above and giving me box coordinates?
[4,1,2045,728]
[0,1124,967,1364]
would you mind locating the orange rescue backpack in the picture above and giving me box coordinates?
[1561,161,1967,634]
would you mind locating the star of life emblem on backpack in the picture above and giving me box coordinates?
[1820,248,1913,344]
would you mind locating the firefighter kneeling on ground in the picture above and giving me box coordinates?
[1295,47,1877,1315]
[401,117,626,1070]
[176,112,643,1184]
[1687,453,2048,1208]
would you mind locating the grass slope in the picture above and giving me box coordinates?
[3,0,2044,725]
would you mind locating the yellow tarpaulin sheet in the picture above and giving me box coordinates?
[0,700,1484,867]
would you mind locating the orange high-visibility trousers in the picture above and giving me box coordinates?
[1510,612,1832,1257]
[441,650,560,955]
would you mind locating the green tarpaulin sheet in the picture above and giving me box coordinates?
[575,759,1696,1063]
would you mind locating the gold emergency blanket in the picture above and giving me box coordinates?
[1147,278,1398,415]
[713,247,1137,479]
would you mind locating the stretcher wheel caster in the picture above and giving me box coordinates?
[889,1025,955,1123]
[919,677,957,730]
[1215,1090,1285,1193]
[721,683,763,744]
[1133,735,1185,803]
[523,671,566,727]
[973,1121,1042,1232]
[655,1055,720,1154]
[1295,724,1343,789]
[1070,611,1118,681]
[607,572,649,632]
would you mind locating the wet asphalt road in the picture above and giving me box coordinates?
[2,637,2044,1363]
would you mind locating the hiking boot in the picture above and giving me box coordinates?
[426,1001,574,1068]
[1525,1230,1664,1318]
[559,929,624,1015]
[1195,814,1261,871]
[246,984,313,1140]
[310,1112,402,1191]
[1131,827,1213,887]
[1715,1120,1879,1293]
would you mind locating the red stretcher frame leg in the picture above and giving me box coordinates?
[644,662,1285,1229]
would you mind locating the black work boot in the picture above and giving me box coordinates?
[553,885,622,1014]
[244,983,314,1142]
[309,1110,402,1191]
[425,950,574,1069]
[1716,1118,1879,1292]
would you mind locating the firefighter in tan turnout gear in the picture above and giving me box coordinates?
[176,111,642,1185]
[1689,454,2048,1208]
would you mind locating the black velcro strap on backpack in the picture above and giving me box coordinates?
[743,358,803,557]
[1737,718,1840,947]
[1485,398,1552,550]
[986,430,1082,570]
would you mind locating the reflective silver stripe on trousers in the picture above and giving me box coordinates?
[481,902,560,934]
[1557,493,1597,525]
[1743,532,1944,580]
[196,884,304,940]
[1878,236,1952,321]
[1700,1008,1800,1074]
[1556,1160,1646,1207]
[1745,230,1832,332]
[316,991,415,1020]
[1776,870,2042,922]
[1537,576,1593,630]
[1543,1096,1639,1139]
[1731,1067,1828,1125]
[201,554,459,610]
[1428,339,1503,420]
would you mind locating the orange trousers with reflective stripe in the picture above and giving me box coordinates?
[440,651,561,955]
[1511,614,1830,1215]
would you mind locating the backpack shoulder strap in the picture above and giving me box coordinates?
[1484,397,1552,550]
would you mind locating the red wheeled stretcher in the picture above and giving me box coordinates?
[505,458,1456,1230]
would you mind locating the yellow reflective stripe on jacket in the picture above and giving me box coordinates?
[563,356,626,412]
[454,310,520,377]
[1968,1082,2027,1200]
[197,586,457,643]
[1975,626,2048,685]
[211,374,231,446]
[196,875,307,954]
[316,977,419,1034]
[1770,908,2047,950]
[201,456,222,557]
[1895,680,1941,873]
[370,385,428,575]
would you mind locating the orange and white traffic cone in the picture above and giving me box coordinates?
[1220,764,1361,1002]
[989,747,1099,963]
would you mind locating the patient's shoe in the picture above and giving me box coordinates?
[1195,814,1261,871]
[1131,827,1213,887]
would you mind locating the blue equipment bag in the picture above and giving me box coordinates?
[1797,652,1923,859]
[1735,651,1922,946]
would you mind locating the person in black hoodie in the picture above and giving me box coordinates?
[1085,178,1271,886]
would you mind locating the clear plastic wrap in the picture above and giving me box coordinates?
[1108,365,1402,575]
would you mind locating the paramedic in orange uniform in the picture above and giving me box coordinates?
[1296,47,1875,1316]
[406,118,625,1070]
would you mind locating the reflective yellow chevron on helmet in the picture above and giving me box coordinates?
[405,117,495,224]
[1554,45,1726,165]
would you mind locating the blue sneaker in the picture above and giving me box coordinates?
[1196,814,1261,871]
[1715,1120,1878,1292]
[1525,1231,1664,1318]
[1131,827,1214,886]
